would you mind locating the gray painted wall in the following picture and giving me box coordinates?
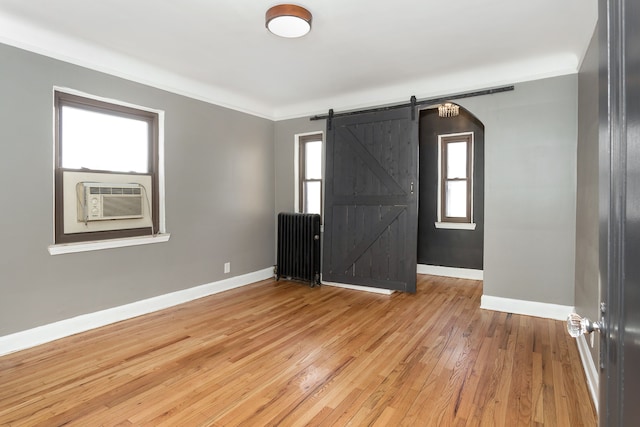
[274,118,326,216]
[276,75,578,306]
[461,75,578,305]
[575,30,600,367]
[0,43,275,336]
[1,39,581,338]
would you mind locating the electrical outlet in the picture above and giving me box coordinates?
[224,262,231,274]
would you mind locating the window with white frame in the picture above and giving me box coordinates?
[436,132,475,229]
[298,133,323,217]
[54,90,162,244]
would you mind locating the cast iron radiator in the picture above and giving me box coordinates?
[276,212,321,287]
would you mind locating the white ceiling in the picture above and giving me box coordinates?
[0,0,597,120]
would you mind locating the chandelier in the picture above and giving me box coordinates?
[438,103,460,118]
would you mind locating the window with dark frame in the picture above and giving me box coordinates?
[54,91,160,244]
[298,134,323,217]
[440,133,473,224]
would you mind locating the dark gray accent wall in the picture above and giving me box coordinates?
[575,29,600,373]
[417,108,484,269]
[0,43,275,336]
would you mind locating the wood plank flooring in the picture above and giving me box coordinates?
[0,275,597,426]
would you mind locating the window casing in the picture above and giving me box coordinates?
[298,134,323,217]
[438,132,474,225]
[54,91,160,244]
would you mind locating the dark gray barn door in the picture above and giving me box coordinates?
[322,108,418,292]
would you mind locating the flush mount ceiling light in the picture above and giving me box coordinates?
[266,4,312,38]
[438,103,460,118]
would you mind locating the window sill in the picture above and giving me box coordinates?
[435,222,477,230]
[48,233,171,255]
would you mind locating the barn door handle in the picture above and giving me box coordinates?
[410,182,414,194]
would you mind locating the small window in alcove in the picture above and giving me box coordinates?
[436,132,476,229]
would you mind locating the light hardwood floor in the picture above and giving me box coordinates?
[0,275,596,426]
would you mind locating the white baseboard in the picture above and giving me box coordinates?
[576,331,599,414]
[480,295,574,321]
[417,264,483,280]
[0,267,274,357]
[322,281,394,295]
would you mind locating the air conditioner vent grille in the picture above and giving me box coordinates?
[80,183,145,221]
[103,196,143,218]
[90,186,142,195]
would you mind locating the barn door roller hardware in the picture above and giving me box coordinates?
[311,85,514,122]
[410,95,417,121]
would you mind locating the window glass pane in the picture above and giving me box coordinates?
[303,181,321,215]
[445,180,467,217]
[304,140,322,179]
[61,106,149,173]
[446,141,467,179]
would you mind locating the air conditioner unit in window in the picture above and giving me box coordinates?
[79,182,144,221]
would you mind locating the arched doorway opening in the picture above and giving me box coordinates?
[417,104,485,270]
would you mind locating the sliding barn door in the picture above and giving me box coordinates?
[322,108,418,292]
